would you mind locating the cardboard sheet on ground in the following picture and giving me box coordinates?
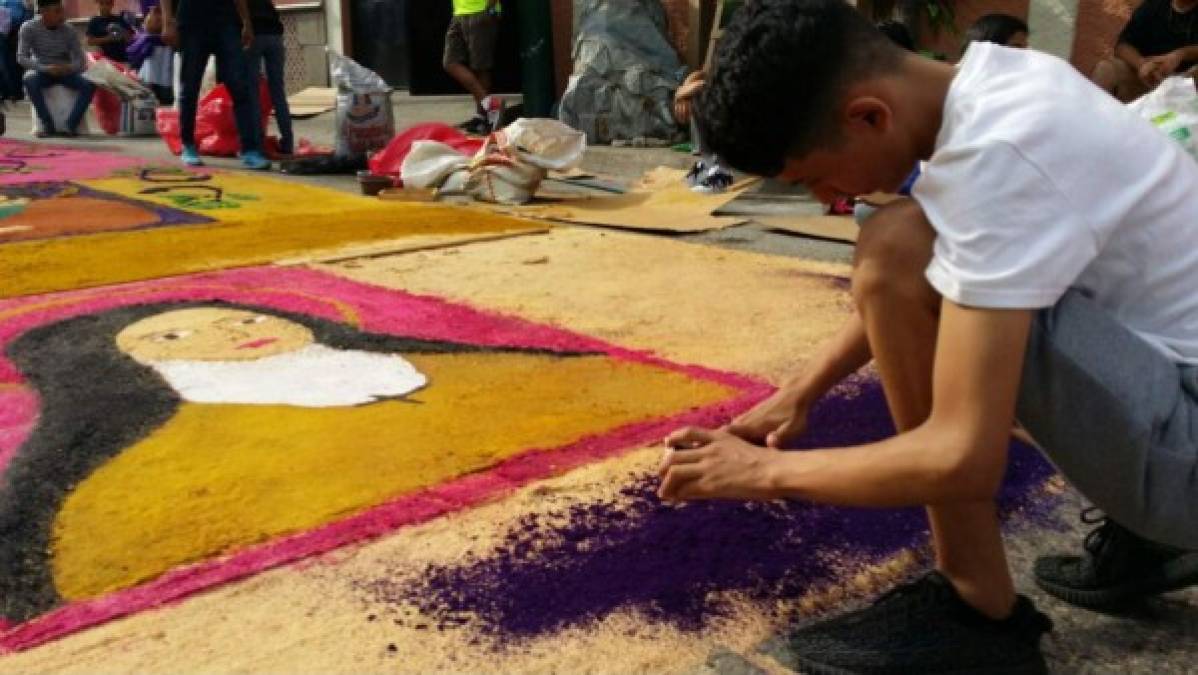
[0,265,760,650]
[286,86,337,118]
[759,214,859,243]
[0,155,546,297]
[495,167,759,233]
[0,231,1065,672]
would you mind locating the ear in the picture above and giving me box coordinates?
[843,96,893,136]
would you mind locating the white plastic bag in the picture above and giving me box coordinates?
[463,135,547,205]
[83,59,152,100]
[493,118,586,171]
[30,86,90,134]
[398,119,587,204]
[1128,76,1198,160]
[329,50,394,159]
[400,141,470,188]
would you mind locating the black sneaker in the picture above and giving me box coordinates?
[780,571,1052,674]
[1034,507,1198,610]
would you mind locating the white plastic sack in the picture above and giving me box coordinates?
[494,118,586,171]
[83,59,152,100]
[462,134,547,205]
[1128,76,1198,160]
[329,50,394,159]
[30,86,90,134]
[400,141,470,188]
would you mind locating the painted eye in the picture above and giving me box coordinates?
[152,330,192,342]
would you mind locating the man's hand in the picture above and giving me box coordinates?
[657,427,784,503]
[673,98,692,124]
[725,385,810,448]
[241,25,254,49]
[672,71,706,124]
[44,64,69,77]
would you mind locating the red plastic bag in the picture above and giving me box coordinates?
[367,123,484,183]
[156,79,273,156]
[156,107,182,154]
[88,55,139,136]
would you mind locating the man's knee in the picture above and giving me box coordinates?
[851,199,938,309]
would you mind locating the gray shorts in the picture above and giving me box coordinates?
[1017,290,1198,548]
[443,12,500,71]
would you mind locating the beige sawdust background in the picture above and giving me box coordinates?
[2,229,857,673]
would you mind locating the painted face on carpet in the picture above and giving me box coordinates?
[0,267,765,650]
[359,378,1060,643]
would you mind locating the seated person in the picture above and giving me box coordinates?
[18,0,95,137]
[960,13,1030,58]
[86,0,133,64]
[127,5,173,104]
[1093,0,1198,102]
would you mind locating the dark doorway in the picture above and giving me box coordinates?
[350,0,412,89]
[350,2,523,95]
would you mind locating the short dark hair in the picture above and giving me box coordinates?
[694,0,906,177]
[962,13,1029,53]
[37,0,63,10]
[876,19,916,52]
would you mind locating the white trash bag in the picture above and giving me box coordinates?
[1128,76,1198,160]
[399,118,586,205]
[493,118,586,171]
[329,50,394,160]
[400,141,470,189]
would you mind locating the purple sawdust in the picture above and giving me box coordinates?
[362,377,1058,639]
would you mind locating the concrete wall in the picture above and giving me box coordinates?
[1071,0,1135,75]
[283,6,330,92]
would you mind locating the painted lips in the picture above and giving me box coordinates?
[237,338,278,350]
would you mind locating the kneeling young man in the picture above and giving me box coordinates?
[658,1,1198,671]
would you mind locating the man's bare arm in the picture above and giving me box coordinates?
[660,302,1032,506]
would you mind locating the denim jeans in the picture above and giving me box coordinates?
[177,23,260,152]
[23,71,95,133]
[243,33,293,154]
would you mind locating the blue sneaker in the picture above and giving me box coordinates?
[240,150,271,171]
[180,145,203,167]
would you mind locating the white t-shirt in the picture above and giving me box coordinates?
[914,42,1198,364]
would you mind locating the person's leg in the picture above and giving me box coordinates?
[1092,56,1149,102]
[61,73,96,133]
[851,200,1017,619]
[210,23,264,162]
[6,25,24,100]
[777,201,1051,674]
[1020,294,1198,547]
[1021,291,1198,607]
[261,34,292,154]
[177,29,211,150]
[443,17,486,104]
[22,71,56,133]
[241,36,266,152]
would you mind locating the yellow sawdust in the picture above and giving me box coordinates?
[4,232,858,672]
[315,228,852,382]
[0,173,546,298]
[51,352,735,601]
